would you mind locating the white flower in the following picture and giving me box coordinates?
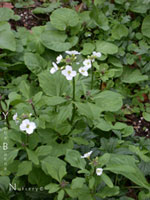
[83,59,91,69]
[13,113,19,124]
[79,66,88,76]
[65,50,80,56]
[96,168,103,176]
[50,62,58,74]
[56,55,63,64]
[92,51,101,58]
[81,151,93,158]
[20,119,36,134]
[13,113,18,121]
[61,65,76,80]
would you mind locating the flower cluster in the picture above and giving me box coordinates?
[50,50,101,80]
[13,113,36,134]
[20,119,36,134]
[81,151,103,176]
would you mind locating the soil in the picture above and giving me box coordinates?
[10,7,49,30]
[125,114,150,138]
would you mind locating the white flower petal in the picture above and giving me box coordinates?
[50,67,57,74]
[50,62,58,74]
[81,151,93,158]
[52,62,58,69]
[96,168,103,176]
[66,75,73,80]
[83,59,91,69]
[71,70,77,77]
[93,51,101,58]
[56,55,63,64]
[22,119,30,125]
[20,123,27,131]
[26,127,34,134]
[13,113,18,121]
[79,67,88,76]
[30,122,36,130]
[65,50,80,55]
[65,65,72,71]
[61,69,68,76]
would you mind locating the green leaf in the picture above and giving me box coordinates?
[7,148,19,166]
[8,92,21,105]
[96,41,118,55]
[143,112,150,122]
[24,53,47,74]
[112,122,127,130]
[96,186,120,198]
[65,149,86,169]
[26,148,39,165]
[38,71,68,96]
[59,166,67,182]
[41,156,66,182]
[115,0,126,4]
[138,191,150,200]
[105,154,150,190]
[75,102,102,120]
[94,0,106,6]
[121,67,148,83]
[112,24,128,40]
[50,8,79,31]
[121,126,134,137]
[28,167,50,186]
[0,8,19,21]
[0,30,16,51]
[94,90,123,112]
[58,190,65,200]
[33,2,60,14]
[101,173,114,188]
[44,96,67,106]
[8,130,22,144]
[89,177,95,189]
[17,161,32,176]
[98,153,110,167]
[19,80,31,99]
[71,177,85,189]
[41,30,72,52]
[35,145,52,157]
[90,7,109,31]
[81,43,95,55]
[57,104,72,123]
[130,1,148,14]
[45,183,60,193]
[28,26,45,54]
[0,176,10,190]
[95,118,112,131]
[142,16,150,38]
[129,145,150,162]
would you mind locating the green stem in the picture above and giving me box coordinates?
[71,77,76,123]
[31,102,38,118]
[91,65,94,90]
[26,134,28,146]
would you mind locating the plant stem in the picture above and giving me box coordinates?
[31,102,38,118]
[26,134,28,146]
[91,65,94,90]
[71,77,76,123]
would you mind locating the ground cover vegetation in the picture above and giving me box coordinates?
[0,0,150,199]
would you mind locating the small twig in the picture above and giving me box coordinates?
[28,99,38,118]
